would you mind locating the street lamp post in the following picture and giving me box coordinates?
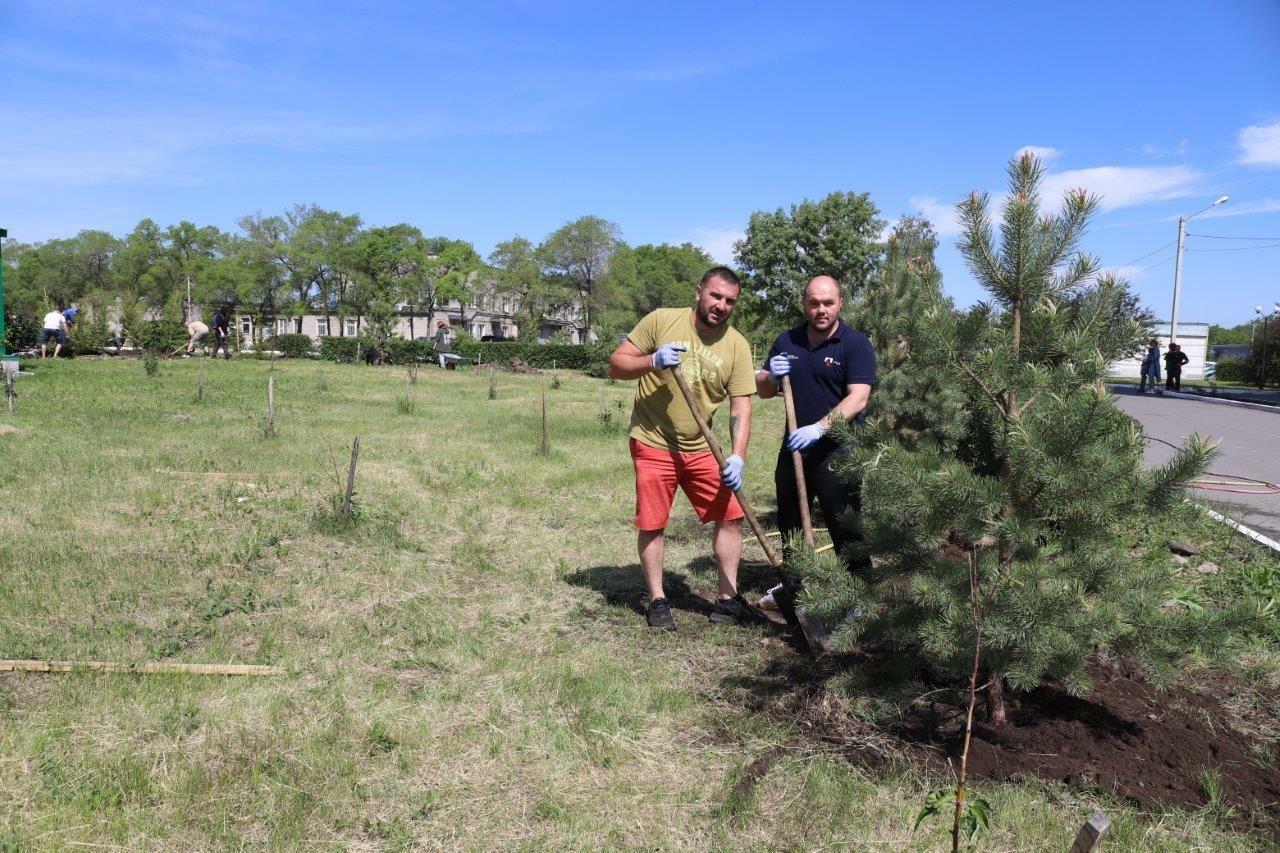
[1260,304,1280,391]
[1170,195,1229,342]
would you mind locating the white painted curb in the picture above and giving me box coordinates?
[1196,504,1280,555]
[1109,385,1279,414]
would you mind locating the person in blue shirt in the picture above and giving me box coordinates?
[755,275,876,594]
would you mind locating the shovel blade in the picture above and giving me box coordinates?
[770,584,832,657]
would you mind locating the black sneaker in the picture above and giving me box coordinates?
[710,594,769,626]
[646,597,677,631]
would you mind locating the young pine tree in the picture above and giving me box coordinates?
[796,154,1234,724]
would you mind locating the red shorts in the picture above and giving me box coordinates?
[630,438,744,531]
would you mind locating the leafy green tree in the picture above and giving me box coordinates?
[1243,316,1280,388]
[734,190,885,331]
[630,242,712,316]
[796,155,1237,725]
[1208,322,1253,346]
[536,215,623,338]
[490,236,555,340]
[344,225,419,344]
[406,236,482,339]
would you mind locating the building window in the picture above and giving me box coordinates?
[344,319,358,337]
[278,319,291,335]
[240,318,253,335]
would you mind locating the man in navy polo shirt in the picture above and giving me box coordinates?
[755,275,876,573]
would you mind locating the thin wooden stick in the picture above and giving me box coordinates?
[0,659,281,676]
[5,370,13,415]
[781,375,814,546]
[267,373,276,436]
[197,361,204,402]
[540,391,549,453]
[342,435,361,517]
[953,549,985,853]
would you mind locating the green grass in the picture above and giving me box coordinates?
[1,357,1277,850]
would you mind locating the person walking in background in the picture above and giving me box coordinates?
[432,320,454,369]
[1139,338,1161,393]
[1164,342,1189,392]
[40,306,69,358]
[210,309,232,359]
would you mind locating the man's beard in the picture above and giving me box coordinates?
[696,303,726,328]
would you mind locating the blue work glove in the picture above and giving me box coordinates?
[786,421,828,452]
[767,354,791,384]
[720,454,744,491]
[651,343,686,370]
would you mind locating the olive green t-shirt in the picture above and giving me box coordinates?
[627,307,755,453]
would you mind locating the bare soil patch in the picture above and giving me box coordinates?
[748,655,1280,832]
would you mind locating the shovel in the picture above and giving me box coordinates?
[669,364,828,655]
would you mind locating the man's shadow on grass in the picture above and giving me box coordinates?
[564,563,714,617]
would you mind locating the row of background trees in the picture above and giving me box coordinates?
[1,192,897,354]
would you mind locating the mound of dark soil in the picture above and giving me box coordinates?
[790,659,1280,830]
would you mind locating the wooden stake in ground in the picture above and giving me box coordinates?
[266,372,276,436]
[488,366,497,400]
[342,435,361,517]
[5,369,13,416]
[1,659,281,676]
[197,361,204,402]
[540,391,549,454]
[1069,812,1110,853]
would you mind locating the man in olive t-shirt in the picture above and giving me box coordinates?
[608,266,762,632]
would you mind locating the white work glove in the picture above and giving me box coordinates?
[720,454,744,491]
[786,421,828,452]
[767,354,791,385]
[651,343,686,370]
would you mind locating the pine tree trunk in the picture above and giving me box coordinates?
[986,673,1006,724]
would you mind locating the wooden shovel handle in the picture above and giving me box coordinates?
[781,375,815,547]
[669,365,783,568]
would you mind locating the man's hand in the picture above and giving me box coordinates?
[720,454,744,491]
[767,354,791,385]
[650,343,686,371]
[786,422,827,452]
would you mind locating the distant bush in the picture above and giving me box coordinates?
[262,333,315,359]
[454,340,610,371]
[2,314,38,351]
[318,336,358,363]
[68,312,113,355]
[137,320,188,354]
[1211,358,1247,383]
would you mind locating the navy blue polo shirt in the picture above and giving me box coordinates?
[764,319,876,451]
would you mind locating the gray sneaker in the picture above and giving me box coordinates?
[710,594,769,626]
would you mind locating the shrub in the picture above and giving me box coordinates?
[318,336,359,363]
[137,320,187,354]
[454,340,610,371]
[263,333,315,359]
[2,314,38,352]
[1211,358,1247,383]
[69,312,113,355]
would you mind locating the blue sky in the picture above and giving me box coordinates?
[2,0,1278,326]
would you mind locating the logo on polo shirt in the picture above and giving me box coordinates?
[824,356,842,368]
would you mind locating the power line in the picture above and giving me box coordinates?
[1187,242,1280,253]
[1132,255,1175,275]
[1187,233,1280,240]
[1115,240,1176,268]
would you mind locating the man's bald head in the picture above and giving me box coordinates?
[801,275,842,337]
[803,275,842,302]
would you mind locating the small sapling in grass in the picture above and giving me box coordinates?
[395,394,416,415]
[550,375,562,390]
[143,353,160,377]
[406,360,419,385]
[488,367,497,400]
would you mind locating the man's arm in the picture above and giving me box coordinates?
[824,383,872,427]
[727,395,752,461]
[755,369,779,399]
[609,339,657,380]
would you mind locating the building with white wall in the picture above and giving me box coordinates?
[1108,323,1209,380]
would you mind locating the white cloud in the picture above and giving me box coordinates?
[1015,145,1062,164]
[1142,138,1189,158]
[689,227,744,264]
[1040,165,1202,210]
[907,196,961,236]
[1238,122,1280,167]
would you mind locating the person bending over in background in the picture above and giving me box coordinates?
[40,307,69,358]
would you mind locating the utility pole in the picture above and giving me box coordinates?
[186,275,192,323]
[1168,217,1187,342]
[0,227,11,364]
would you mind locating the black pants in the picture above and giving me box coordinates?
[774,447,866,573]
[210,333,231,358]
[1165,370,1181,392]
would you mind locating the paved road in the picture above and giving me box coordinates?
[1112,386,1280,543]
